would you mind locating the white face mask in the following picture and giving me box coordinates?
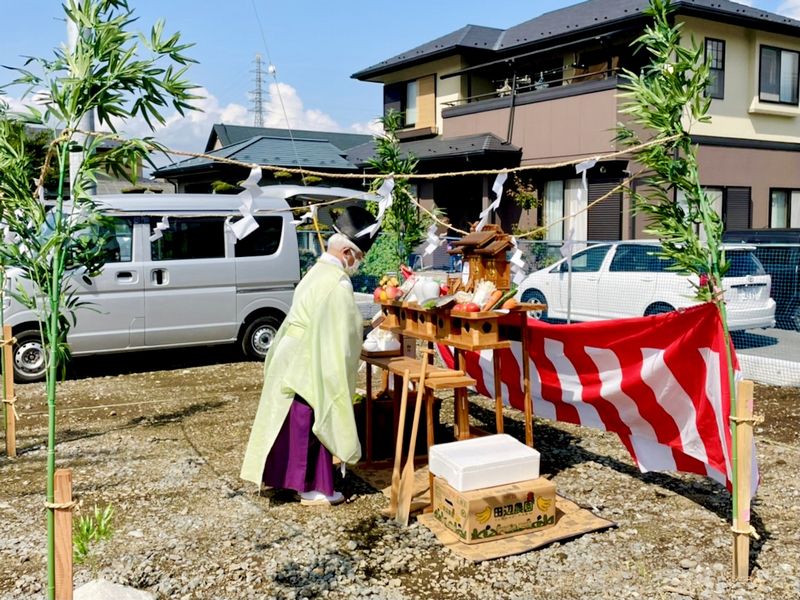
[344,250,362,275]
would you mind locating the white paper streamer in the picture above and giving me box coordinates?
[476,171,508,231]
[291,204,318,226]
[357,177,394,238]
[230,166,265,241]
[149,215,171,242]
[422,223,443,257]
[561,159,597,265]
[229,214,258,239]
[509,236,527,286]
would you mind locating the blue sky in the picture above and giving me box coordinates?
[0,0,795,155]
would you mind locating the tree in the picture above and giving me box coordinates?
[365,109,425,273]
[0,2,199,597]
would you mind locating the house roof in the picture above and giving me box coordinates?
[205,123,371,152]
[353,0,800,80]
[346,133,520,167]
[154,135,358,177]
[351,24,502,81]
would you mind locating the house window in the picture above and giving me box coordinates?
[676,186,751,234]
[759,45,799,105]
[770,189,800,228]
[383,80,418,127]
[543,179,584,241]
[705,38,725,99]
[405,80,418,127]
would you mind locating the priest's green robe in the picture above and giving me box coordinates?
[240,258,363,485]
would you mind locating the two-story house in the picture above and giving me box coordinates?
[351,0,800,240]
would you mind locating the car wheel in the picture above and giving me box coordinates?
[521,289,548,320]
[644,302,675,316]
[241,315,283,360]
[13,329,47,383]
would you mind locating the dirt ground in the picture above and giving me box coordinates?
[1,346,799,599]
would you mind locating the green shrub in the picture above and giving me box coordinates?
[74,504,114,564]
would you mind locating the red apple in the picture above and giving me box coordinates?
[385,285,401,300]
[373,287,383,303]
[464,302,480,312]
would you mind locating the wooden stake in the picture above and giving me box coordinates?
[54,469,73,600]
[732,380,754,582]
[3,324,15,458]
[520,315,534,447]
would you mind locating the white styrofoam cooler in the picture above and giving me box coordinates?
[428,434,541,492]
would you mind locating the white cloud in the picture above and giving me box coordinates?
[4,83,379,172]
[349,118,384,136]
[777,0,800,19]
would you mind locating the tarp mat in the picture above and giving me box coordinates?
[351,464,615,561]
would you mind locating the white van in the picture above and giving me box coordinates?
[4,185,374,382]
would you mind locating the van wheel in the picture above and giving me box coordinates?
[13,330,47,383]
[241,315,282,360]
[645,302,675,316]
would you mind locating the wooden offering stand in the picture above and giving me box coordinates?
[364,297,545,464]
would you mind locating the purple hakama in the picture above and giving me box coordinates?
[261,395,335,496]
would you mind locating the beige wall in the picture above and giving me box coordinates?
[697,145,800,228]
[378,56,465,133]
[681,16,800,143]
[443,87,619,163]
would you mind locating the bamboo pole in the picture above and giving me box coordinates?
[3,324,15,458]
[54,469,73,600]
[732,380,755,582]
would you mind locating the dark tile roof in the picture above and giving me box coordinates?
[351,25,502,80]
[346,133,520,166]
[206,123,371,152]
[154,135,357,177]
[354,0,800,79]
[497,0,800,50]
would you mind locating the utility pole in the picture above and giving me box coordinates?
[67,11,96,198]
[250,53,266,127]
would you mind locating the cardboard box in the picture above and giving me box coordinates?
[432,476,556,544]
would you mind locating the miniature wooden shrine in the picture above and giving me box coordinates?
[447,224,514,293]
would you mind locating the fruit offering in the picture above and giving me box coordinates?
[373,275,402,302]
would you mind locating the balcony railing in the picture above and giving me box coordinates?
[443,66,621,108]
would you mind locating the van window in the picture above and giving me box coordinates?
[102,217,133,263]
[150,217,225,261]
[234,216,283,257]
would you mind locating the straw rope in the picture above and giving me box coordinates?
[22,393,239,418]
[729,414,765,425]
[43,500,78,511]
[730,523,760,539]
[67,128,676,181]
[20,126,675,250]
[2,396,19,420]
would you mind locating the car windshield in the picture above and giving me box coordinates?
[726,250,766,277]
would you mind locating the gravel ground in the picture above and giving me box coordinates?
[0,346,798,600]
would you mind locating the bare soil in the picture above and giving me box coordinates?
[0,346,798,599]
